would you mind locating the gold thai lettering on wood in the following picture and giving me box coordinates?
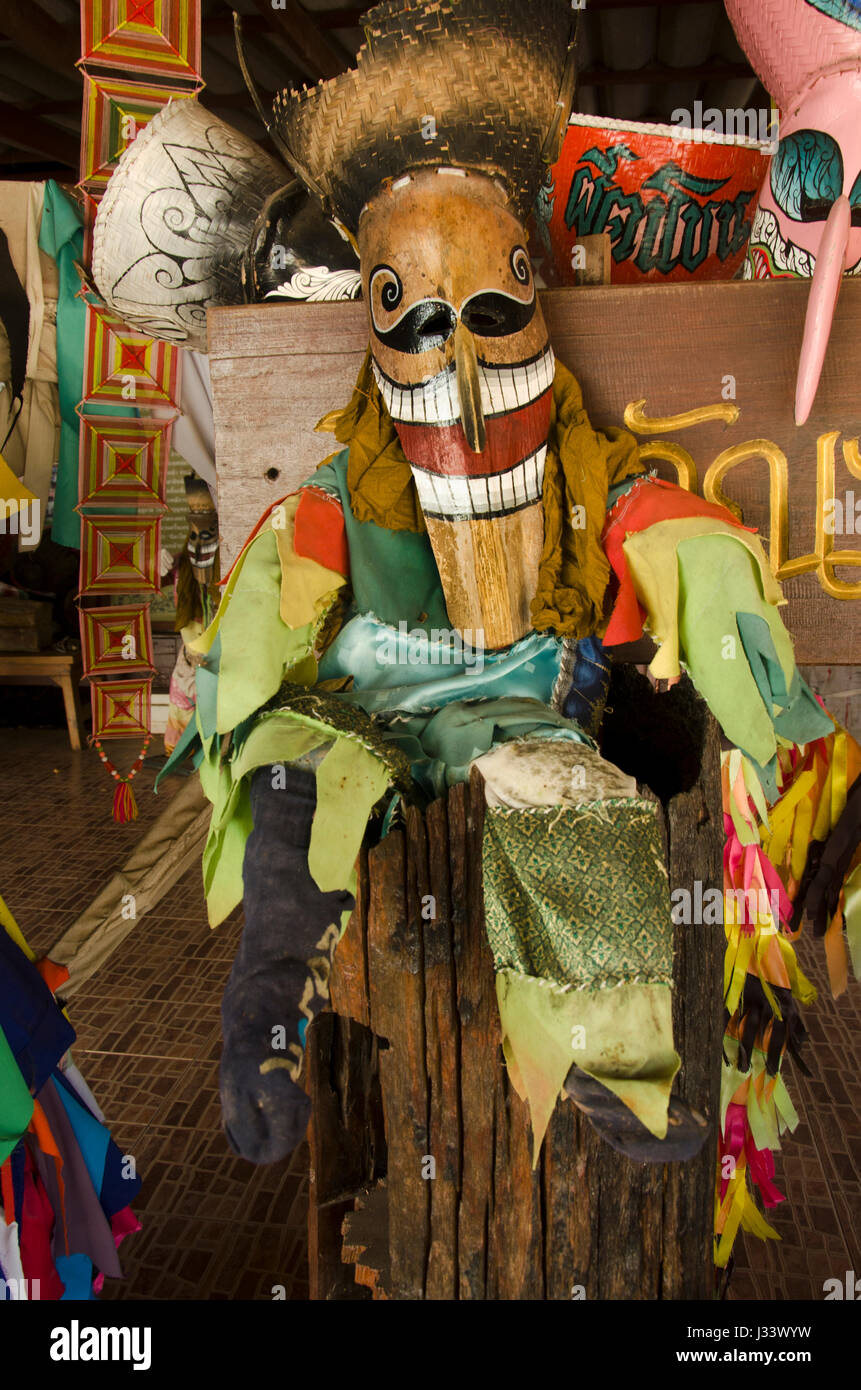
[623,400,741,435]
[625,401,861,602]
[637,442,698,492]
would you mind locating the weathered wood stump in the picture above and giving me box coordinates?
[307,675,725,1300]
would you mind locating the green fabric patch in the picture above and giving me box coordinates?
[259,682,413,792]
[39,182,134,549]
[214,530,319,734]
[200,765,253,928]
[496,971,679,1163]
[231,718,328,782]
[193,690,412,925]
[0,1020,34,1164]
[383,698,588,800]
[482,800,673,990]
[309,737,392,894]
[675,535,832,768]
[735,611,833,747]
[310,452,450,632]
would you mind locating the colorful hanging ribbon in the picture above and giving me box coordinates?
[715,723,861,1268]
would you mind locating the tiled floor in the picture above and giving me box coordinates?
[0,729,309,1302]
[1,727,858,1301]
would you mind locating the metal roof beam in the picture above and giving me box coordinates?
[246,0,349,80]
[0,1,79,79]
[0,100,78,165]
[581,60,751,85]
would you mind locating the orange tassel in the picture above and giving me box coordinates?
[112,779,138,824]
[93,733,151,822]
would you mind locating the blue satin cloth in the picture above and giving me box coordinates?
[318,613,566,716]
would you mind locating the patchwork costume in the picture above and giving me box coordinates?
[110,0,857,1265]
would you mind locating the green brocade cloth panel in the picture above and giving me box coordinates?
[38,181,135,549]
[496,972,678,1161]
[258,682,414,793]
[482,799,674,991]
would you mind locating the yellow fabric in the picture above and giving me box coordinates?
[316,349,426,533]
[316,352,646,639]
[622,517,784,681]
[763,768,818,868]
[0,451,38,513]
[845,859,861,979]
[533,363,646,638]
[496,970,679,1164]
[714,1166,780,1267]
[0,891,34,961]
[271,493,348,631]
[190,501,346,658]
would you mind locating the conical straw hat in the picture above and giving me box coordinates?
[273,0,578,233]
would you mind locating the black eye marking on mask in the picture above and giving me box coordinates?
[850,169,861,228]
[770,129,844,222]
[373,299,458,353]
[460,290,536,337]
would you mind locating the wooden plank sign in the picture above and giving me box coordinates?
[208,280,861,663]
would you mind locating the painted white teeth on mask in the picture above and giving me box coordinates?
[484,373,504,415]
[411,445,547,520]
[373,350,555,426]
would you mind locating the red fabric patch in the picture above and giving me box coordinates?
[602,478,753,647]
[19,1147,64,1300]
[219,496,293,588]
[294,488,349,578]
[34,959,70,994]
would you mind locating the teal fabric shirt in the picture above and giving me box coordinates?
[38,183,135,549]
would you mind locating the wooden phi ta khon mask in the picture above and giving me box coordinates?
[359,168,553,650]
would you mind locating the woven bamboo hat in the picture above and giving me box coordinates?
[273,0,578,233]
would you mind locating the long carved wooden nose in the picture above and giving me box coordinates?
[454,320,486,454]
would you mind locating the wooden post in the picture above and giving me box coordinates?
[308,680,725,1299]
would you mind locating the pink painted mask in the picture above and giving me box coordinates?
[727,0,861,421]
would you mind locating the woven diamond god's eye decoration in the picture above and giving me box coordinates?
[80,73,198,196]
[81,301,181,408]
[77,415,172,511]
[90,674,151,738]
[271,0,577,651]
[89,673,154,821]
[80,0,203,85]
[80,603,155,677]
[79,514,162,595]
